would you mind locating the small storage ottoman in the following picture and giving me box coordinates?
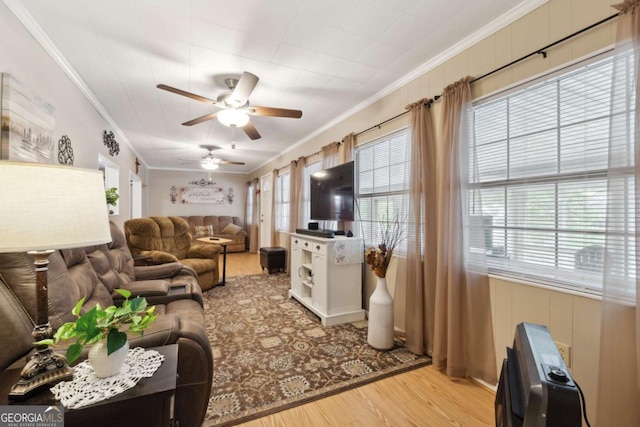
[260,247,286,274]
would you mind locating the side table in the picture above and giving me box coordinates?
[0,344,178,427]
[196,237,233,285]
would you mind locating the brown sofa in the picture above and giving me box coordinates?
[0,221,212,427]
[124,216,221,291]
[181,215,247,252]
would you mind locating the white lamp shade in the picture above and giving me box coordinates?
[217,108,249,127]
[0,161,112,252]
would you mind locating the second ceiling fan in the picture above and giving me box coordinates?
[157,71,303,140]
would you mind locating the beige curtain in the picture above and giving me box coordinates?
[597,2,640,425]
[404,98,437,357]
[321,141,340,169]
[270,169,278,247]
[289,160,301,231]
[246,178,259,253]
[293,156,307,230]
[340,133,356,232]
[340,132,356,164]
[432,77,496,383]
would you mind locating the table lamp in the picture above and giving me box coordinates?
[0,161,112,399]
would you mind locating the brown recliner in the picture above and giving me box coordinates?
[124,216,221,291]
[0,245,213,427]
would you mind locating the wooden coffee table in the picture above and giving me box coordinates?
[197,237,233,285]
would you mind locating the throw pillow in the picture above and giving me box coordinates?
[195,225,214,237]
[221,223,242,235]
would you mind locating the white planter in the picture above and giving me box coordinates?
[367,277,394,350]
[88,340,129,378]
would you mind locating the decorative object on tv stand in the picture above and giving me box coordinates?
[43,288,157,378]
[102,130,119,156]
[57,135,74,165]
[365,216,405,350]
[0,161,112,399]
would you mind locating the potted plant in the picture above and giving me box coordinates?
[365,216,404,350]
[41,289,157,378]
[105,187,119,214]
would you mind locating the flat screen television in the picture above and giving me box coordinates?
[310,161,354,222]
[495,322,582,427]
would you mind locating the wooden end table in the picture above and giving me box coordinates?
[197,237,233,285]
[0,344,178,427]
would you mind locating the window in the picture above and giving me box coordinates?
[471,54,636,294]
[356,129,410,248]
[303,161,322,226]
[275,172,290,231]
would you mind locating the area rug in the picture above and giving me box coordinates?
[201,273,431,426]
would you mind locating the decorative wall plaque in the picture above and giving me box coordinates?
[103,130,119,156]
[57,135,74,165]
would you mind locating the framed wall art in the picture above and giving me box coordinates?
[0,73,55,163]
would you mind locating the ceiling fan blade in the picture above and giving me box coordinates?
[182,112,218,126]
[249,106,302,118]
[241,121,261,140]
[218,160,245,165]
[157,84,218,105]
[230,72,259,106]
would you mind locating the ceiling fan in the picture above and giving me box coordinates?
[179,145,245,170]
[157,71,303,141]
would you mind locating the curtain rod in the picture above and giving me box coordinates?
[351,12,620,140]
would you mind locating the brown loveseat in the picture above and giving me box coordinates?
[181,215,247,252]
[0,221,212,427]
[124,216,221,290]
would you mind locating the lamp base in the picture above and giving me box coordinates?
[8,347,73,401]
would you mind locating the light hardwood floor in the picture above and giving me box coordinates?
[222,252,495,426]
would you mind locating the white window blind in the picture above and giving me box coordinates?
[356,129,410,247]
[471,55,636,294]
[275,172,290,231]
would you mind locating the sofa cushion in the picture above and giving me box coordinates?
[221,223,242,235]
[194,225,214,238]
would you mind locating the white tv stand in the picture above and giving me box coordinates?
[289,233,365,326]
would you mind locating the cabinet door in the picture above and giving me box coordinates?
[311,253,327,312]
[290,244,302,295]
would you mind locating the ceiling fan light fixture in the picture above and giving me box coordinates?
[201,159,220,170]
[217,108,249,127]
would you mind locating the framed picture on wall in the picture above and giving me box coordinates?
[0,73,55,163]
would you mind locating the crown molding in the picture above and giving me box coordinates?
[3,0,147,166]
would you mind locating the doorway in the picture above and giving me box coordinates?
[260,173,272,247]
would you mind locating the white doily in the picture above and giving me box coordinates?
[50,347,165,409]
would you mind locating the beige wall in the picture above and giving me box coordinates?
[147,169,247,219]
[250,0,628,423]
[1,2,149,230]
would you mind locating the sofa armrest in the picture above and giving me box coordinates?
[140,250,179,264]
[134,262,184,280]
[114,280,171,301]
[187,244,220,259]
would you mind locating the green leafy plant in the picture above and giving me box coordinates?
[105,187,119,206]
[40,289,157,364]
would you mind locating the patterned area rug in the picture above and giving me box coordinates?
[202,273,431,426]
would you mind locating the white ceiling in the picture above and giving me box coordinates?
[10,0,537,173]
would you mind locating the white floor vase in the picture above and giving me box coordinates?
[367,277,394,350]
[88,340,129,378]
